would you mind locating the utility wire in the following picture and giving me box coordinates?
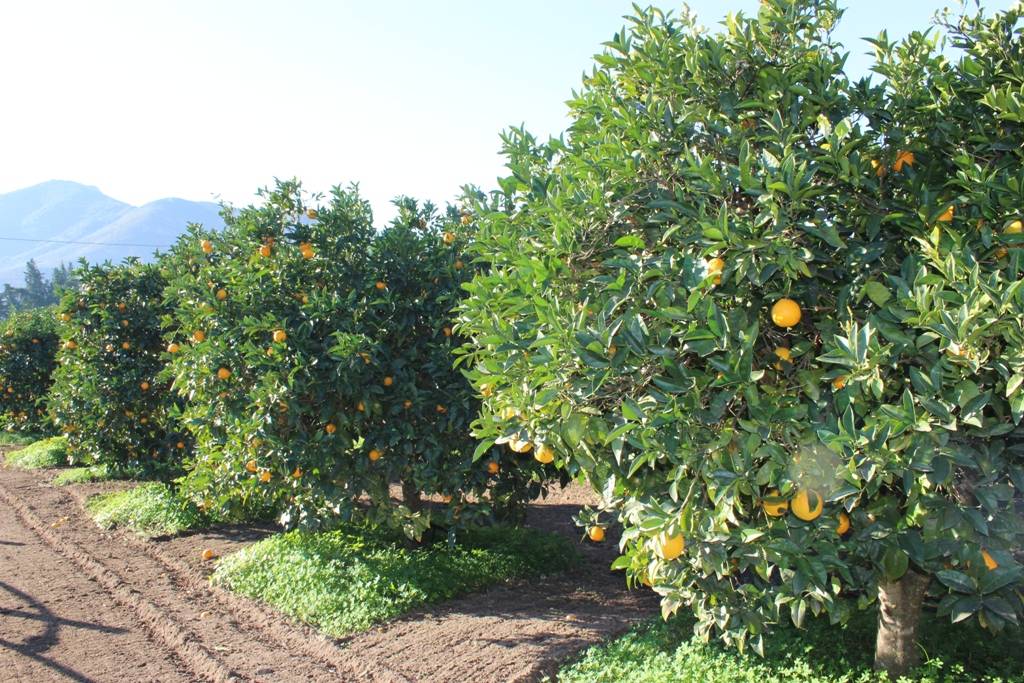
[0,236,170,249]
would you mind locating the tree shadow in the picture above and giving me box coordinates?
[0,579,128,682]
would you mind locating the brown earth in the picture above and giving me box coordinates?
[0,450,655,682]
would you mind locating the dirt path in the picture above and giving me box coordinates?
[0,478,190,682]
[0,454,655,682]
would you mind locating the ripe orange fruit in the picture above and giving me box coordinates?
[176,441,185,449]
[508,439,533,454]
[403,400,412,409]
[836,511,851,535]
[443,231,456,245]
[871,159,886,177]
[306,208,318,219]
[461,214,472,226]
[245,459,257,473]
[300,242,315,259]
[982,549,999,571]
[937,205,955,222]
[773,346,792,370]
[707,257,725,284]
[60,312,71,322]
[193,330,206,343]
[117,302,127,312]
[105,343,115,353]
[443,326,452,337]
[454,259,464,270]
[216,288,227,301]
[121,342,131,350]
[436,404,447,414]
[368,448,382,461]
[64,340,77,350]
[893,150,915,172]
[375,281,386,290]
[771,298,802,328]
[357,401,365,412]
[167,342,180,354]
[383,376,394,387]
[832,375,847,390]
[140,381,150,391]
[259,244,272,257]
[588,526,605,542]
[791,489,824,521]
[272,329,287,343]
[658,534,685,560]
[259,470,271,483]
[217,367,231,380]
[535,444,555,464]
[292,467,303,479]
[201,548,216,561]
[487,461,500,475]
[325,423,337,434]
[761,489,789,517]
[359,352,371,364]
[201,239,214,254]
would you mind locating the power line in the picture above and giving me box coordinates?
[0,236,170,249]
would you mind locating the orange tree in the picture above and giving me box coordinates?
[49,259,186,475]
[163,181,545,537]
[456,1,1023,675]
[0,307,60,434]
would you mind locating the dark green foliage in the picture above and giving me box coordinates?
[456,0,1024,660]
[49,260,188,477]
[0,307,60,433]
[163,181,549,538]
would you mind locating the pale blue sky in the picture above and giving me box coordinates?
[0,1,1015,222]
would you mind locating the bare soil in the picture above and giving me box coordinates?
[0,450,655,682]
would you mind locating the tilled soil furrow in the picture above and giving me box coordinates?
[0,473,237,682]
[3,459,657,683]
[0,483,191,682]
[336,491,659,683]
[62,486,409,683]
[0,469,356,682]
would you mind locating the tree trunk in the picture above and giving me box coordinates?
[874,570,930,677]
[401,481,423,514]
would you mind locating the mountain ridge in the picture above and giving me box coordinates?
[0,180,224,285]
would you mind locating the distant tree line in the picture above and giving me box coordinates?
[0,260,77,316]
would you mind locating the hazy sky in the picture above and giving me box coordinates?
[0,1,1016,222]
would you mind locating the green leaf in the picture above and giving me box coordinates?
[863,280,891,307]
[613,235,646,249]
[1006,373,1024,398]
[937,570,977,594]
[881,547,909,581]
[950,595,982,623]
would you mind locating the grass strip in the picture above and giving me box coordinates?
[212,524,578,637]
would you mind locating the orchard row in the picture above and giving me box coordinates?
[0,2,1022,674]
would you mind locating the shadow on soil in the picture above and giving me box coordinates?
[0,579,128,682]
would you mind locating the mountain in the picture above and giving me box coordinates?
[0,180,224,285]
